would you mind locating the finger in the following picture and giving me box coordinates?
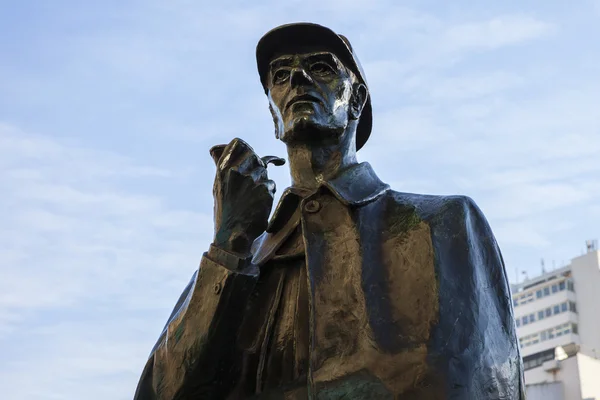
[218,138,246,171]
[247,177,276,198]
[257,179,276,196]
[221,138,263,172]
[245,166,268,183]
[236,152,265,176]
[225,167,246,189]
[227,168,273,194]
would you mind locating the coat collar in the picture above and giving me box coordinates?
[266,162,389,233]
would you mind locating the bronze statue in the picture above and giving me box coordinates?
[134,23,525,399]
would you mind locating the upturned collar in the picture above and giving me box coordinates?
[266,162,389,233]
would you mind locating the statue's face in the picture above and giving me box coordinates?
[267,51,361,146]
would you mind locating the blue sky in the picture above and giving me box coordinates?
[1,0,599,398]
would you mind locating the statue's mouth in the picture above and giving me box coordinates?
[285,94,322,112]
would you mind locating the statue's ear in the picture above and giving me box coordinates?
[350,83,368,120]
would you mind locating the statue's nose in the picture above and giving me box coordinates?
[290,68,313,88]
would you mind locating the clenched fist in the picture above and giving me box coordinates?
[209,138,284,258]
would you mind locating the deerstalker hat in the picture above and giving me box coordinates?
[256,22,372,150]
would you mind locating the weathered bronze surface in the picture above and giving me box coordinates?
[134,23,525,399]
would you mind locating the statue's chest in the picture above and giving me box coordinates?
[299,194,439,396]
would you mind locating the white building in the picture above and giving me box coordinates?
[511,242,600,400]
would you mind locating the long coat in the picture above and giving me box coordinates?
[134,162,525,399]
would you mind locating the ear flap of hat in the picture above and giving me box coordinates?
[338,34,353,52]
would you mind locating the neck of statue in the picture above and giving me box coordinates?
[285,128,358,191]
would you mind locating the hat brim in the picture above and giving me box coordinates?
[256,23,372,151]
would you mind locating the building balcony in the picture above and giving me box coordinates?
[521,332,580,358]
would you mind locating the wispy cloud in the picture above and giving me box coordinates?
[442,15,555,52]
[0,122,213,399]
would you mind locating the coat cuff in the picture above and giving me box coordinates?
[207,243,252,271]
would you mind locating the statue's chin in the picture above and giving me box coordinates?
[280,117,344,146]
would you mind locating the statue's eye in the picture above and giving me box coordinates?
[310,62,335,76]
[273,69,290,84]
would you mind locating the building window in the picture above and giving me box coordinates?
[513,299,518,307]
[568,280,575,292]
[544,287,550,296]
[521,322,579,349]
[561,302,568,312]
[523,316,529,325]
[545,308,552,317]
[523,349,556,371]
[516,318,520,327]
[529,313,535,322]
[569,302,577,313]
[536,290,543,298]
[553,305,560,315]
[527,322,579,345]
[525,293,534,303]
[538,311,544,320]
[552,284,558,293]
[559,281,566,291]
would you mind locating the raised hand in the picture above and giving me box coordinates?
[209,138,284,258]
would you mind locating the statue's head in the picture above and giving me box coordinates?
[256,23,372,151]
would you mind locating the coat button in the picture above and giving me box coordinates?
[304,200,321,213]
[213,283,222,294]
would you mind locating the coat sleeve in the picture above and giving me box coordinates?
[133,246,259,400]
[428,195,525,399]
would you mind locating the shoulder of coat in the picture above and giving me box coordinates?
[384,190,481,221]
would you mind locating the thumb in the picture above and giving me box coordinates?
[209,144,227,166]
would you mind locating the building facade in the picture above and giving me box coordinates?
[512,245,600,400]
